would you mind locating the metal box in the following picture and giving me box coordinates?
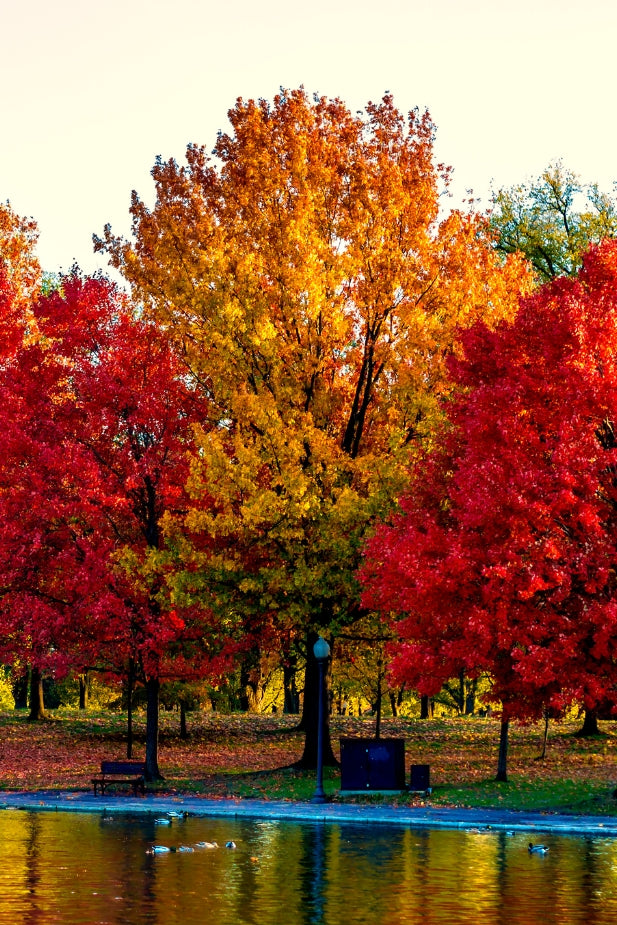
[409,763,430,791]
[340,738,406,791]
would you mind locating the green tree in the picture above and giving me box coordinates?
[490,161,617,282]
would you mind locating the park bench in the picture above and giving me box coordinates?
[91,760,146,796]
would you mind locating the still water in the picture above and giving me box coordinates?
[0,809,616,924]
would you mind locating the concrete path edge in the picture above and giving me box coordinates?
[1,790,617,837]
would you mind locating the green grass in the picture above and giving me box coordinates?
[433,778,616,814]
[3,709,617,815]
[150,769,617,815]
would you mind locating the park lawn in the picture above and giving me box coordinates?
[0,710,616,815]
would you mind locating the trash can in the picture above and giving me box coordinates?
[410,764,430,791]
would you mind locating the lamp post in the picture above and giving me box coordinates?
[312,635,330,804]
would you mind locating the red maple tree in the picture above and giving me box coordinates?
[0,272,224,778]
[361,240,617,778]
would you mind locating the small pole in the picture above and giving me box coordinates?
[312,636,330,804]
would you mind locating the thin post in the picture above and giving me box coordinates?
[312,636,330,803]
[496,717,509,782]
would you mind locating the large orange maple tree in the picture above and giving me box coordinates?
[98,88,530,765]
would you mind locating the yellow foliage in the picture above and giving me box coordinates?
[0,202,40,307]
[99,89,531,632]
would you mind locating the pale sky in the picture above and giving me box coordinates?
[2,0,616,276]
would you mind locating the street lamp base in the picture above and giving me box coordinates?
[311,791,328,804]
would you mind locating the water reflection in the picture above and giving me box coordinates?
[0,810,616,924]
[299,822,326,925]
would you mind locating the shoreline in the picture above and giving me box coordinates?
[2,789,617,837]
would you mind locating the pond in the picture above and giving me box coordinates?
[1,809,617,924]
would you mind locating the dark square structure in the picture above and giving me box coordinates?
[340,738,406,791]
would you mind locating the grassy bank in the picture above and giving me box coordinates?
[1,710,616,816]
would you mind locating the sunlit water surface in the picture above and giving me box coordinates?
[0,809,616,924]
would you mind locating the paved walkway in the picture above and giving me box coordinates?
[1,790,617,837]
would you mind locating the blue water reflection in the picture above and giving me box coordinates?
[0,809,616,924]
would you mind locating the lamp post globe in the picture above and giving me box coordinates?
[312,635,330,804]
[313,636,330,662]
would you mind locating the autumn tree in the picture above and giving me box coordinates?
[490,161,617,282]
[0,203,43,710]
[491,161,617,739]
[0,201,40,306]
[361,240,617,780]
[0,272,223,778]
[97,88,529,767]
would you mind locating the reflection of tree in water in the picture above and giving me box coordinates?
[404,828,431,920]
[298,823,327,925]
[298,823,416,924]
[466,831,617,925]
[494,832,513,925]
[580,839,597,921]
[10,812,617,924]
[141,841,160,923]
[553,836,615,924]
[24,812,42,923]
[124,812,194,922]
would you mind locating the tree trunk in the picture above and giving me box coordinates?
[465,678,477,715]
[283,657,300,714]
[78,672,88,711]
[536,710,549,760]
[239,650,267,713]
[389,691,398,718]
[28,667,46,721]
[238,662,250,712]
[144,676,162,781]
[420,695,431,719]
[389,684,405,718]
[180,700,188,740]
[375,660,383,740]
[496,717,509,782]
[296,631,337,769]
[126,659,135,759]
[246,681,264,713]
[13,674,28,710]
[458,670,465,714]
[578,708,600,736]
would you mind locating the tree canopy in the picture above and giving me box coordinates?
[0,270,224,777]
[490,161,617,282]
[3,94,617,779]
[0,201,40,308]
[360,240,617,776]
[97,88,530,763]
